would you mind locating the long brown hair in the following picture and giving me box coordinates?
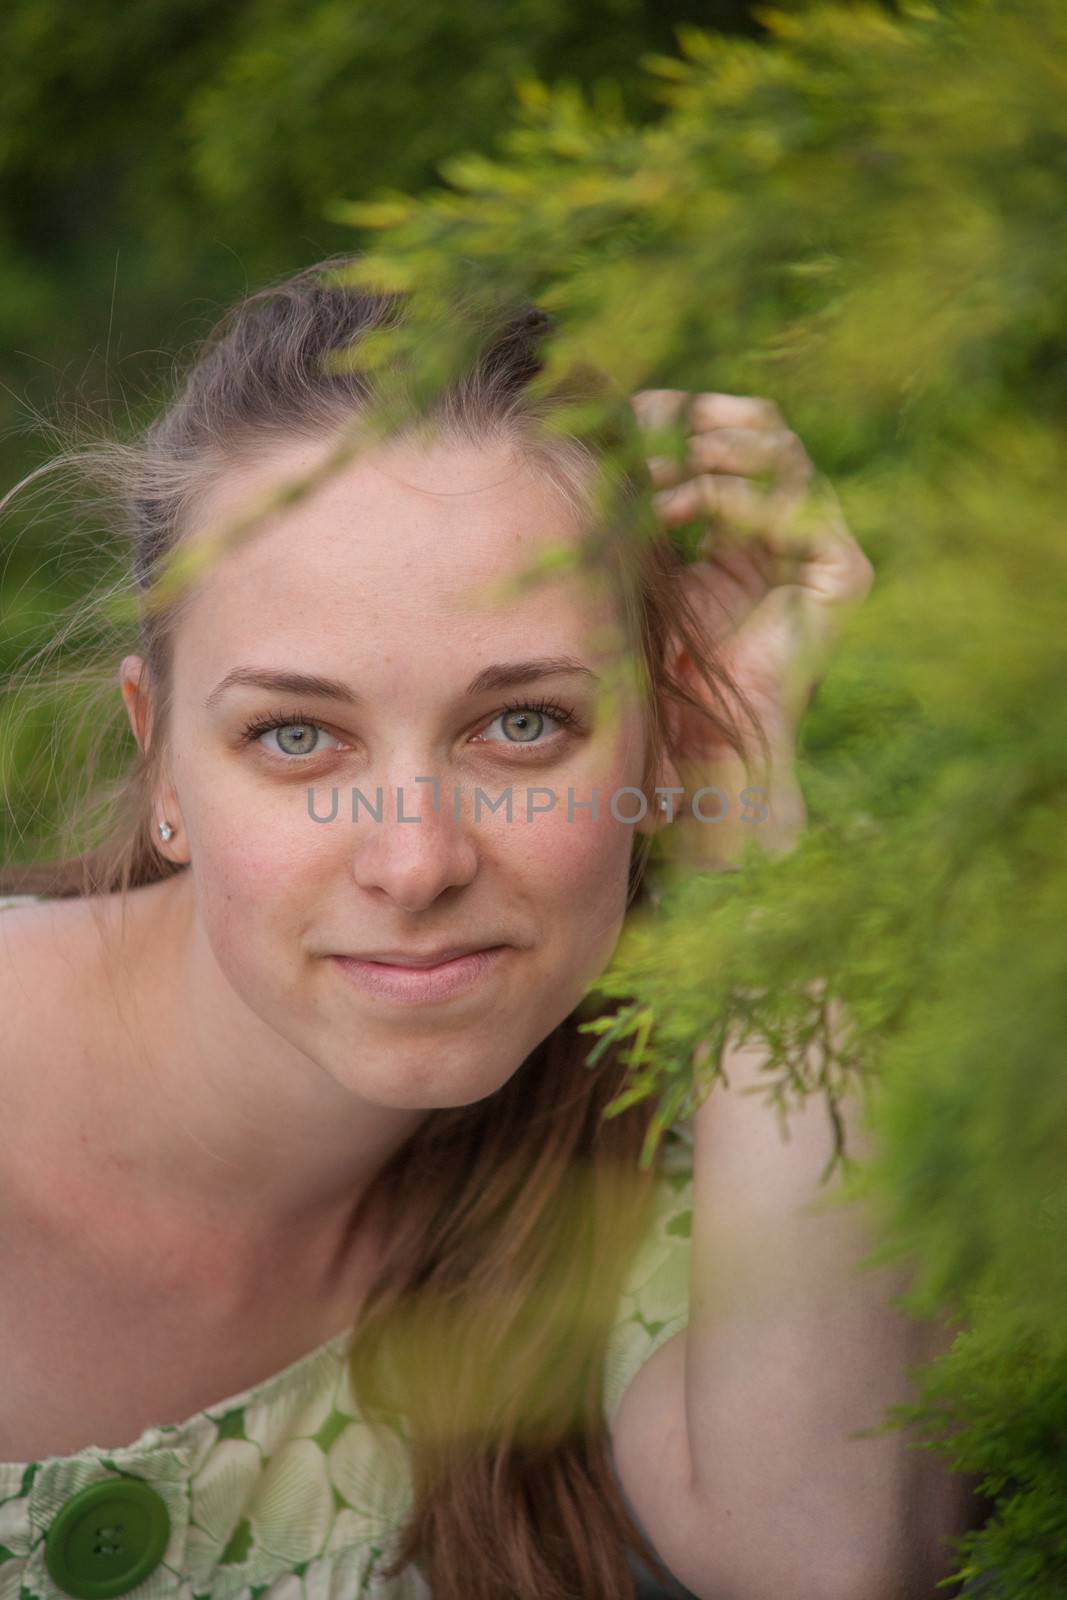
[0,255,759,1598]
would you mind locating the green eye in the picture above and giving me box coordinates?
[239,711,345,760]
[481,699,579,748]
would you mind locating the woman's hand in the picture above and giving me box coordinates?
[630,389,875,763]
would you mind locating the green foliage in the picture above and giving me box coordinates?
[320,0,1067,1587]
[881,1292,1067,1596]
[0,0,764,371]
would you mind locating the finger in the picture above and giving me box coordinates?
[655,474,804,586]
[685,427,814,497]
[793,523,876,607]
[687,392,786,432]
[647,453,687,489]
[656,472,866,602]
[630,390,692,476]
[778,478,875,604]
[654,471,790,538]
[630,389,689,431]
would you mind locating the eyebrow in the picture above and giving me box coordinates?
[203,656,599,709]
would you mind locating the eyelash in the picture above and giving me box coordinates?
[237,697,581,761]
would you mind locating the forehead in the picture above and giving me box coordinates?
[172,435,624,685]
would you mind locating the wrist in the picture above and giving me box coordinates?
[662,742,805,872]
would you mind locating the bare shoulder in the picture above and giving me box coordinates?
[0,894,111,1084]
[0,881,182,1085]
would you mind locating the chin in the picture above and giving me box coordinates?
[330,1039,532,1113]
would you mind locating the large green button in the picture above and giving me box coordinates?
[44,1478,171,1598]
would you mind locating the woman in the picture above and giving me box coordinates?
[0,255,977,1599]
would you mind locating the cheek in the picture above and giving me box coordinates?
[192,849,293,990]
[518,791,636,973]
[177,763,327,980]
[177,734,326,886]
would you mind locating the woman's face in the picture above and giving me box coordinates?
[138,435,656,1111]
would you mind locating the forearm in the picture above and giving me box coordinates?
[669,748,969,1594]
[683,1046,971,1596]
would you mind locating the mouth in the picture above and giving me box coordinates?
[346,944,502,968]
[329,946,511,1005]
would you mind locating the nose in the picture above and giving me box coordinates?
[349,778,480,912]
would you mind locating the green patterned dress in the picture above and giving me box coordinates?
[0,894,694,1600]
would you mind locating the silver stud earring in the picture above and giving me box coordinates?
[658,795,669,813]
[157,820,174,842]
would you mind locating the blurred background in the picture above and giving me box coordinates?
[0,0,771,535]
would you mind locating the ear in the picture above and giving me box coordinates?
[119,654,187,862]
[634,758,686,836]
[119,654,153,753]
[633,692,686,838]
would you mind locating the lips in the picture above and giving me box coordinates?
[349,944,501,968]
[331,946,510,1004]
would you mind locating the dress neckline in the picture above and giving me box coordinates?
[0,1318,360,1481]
